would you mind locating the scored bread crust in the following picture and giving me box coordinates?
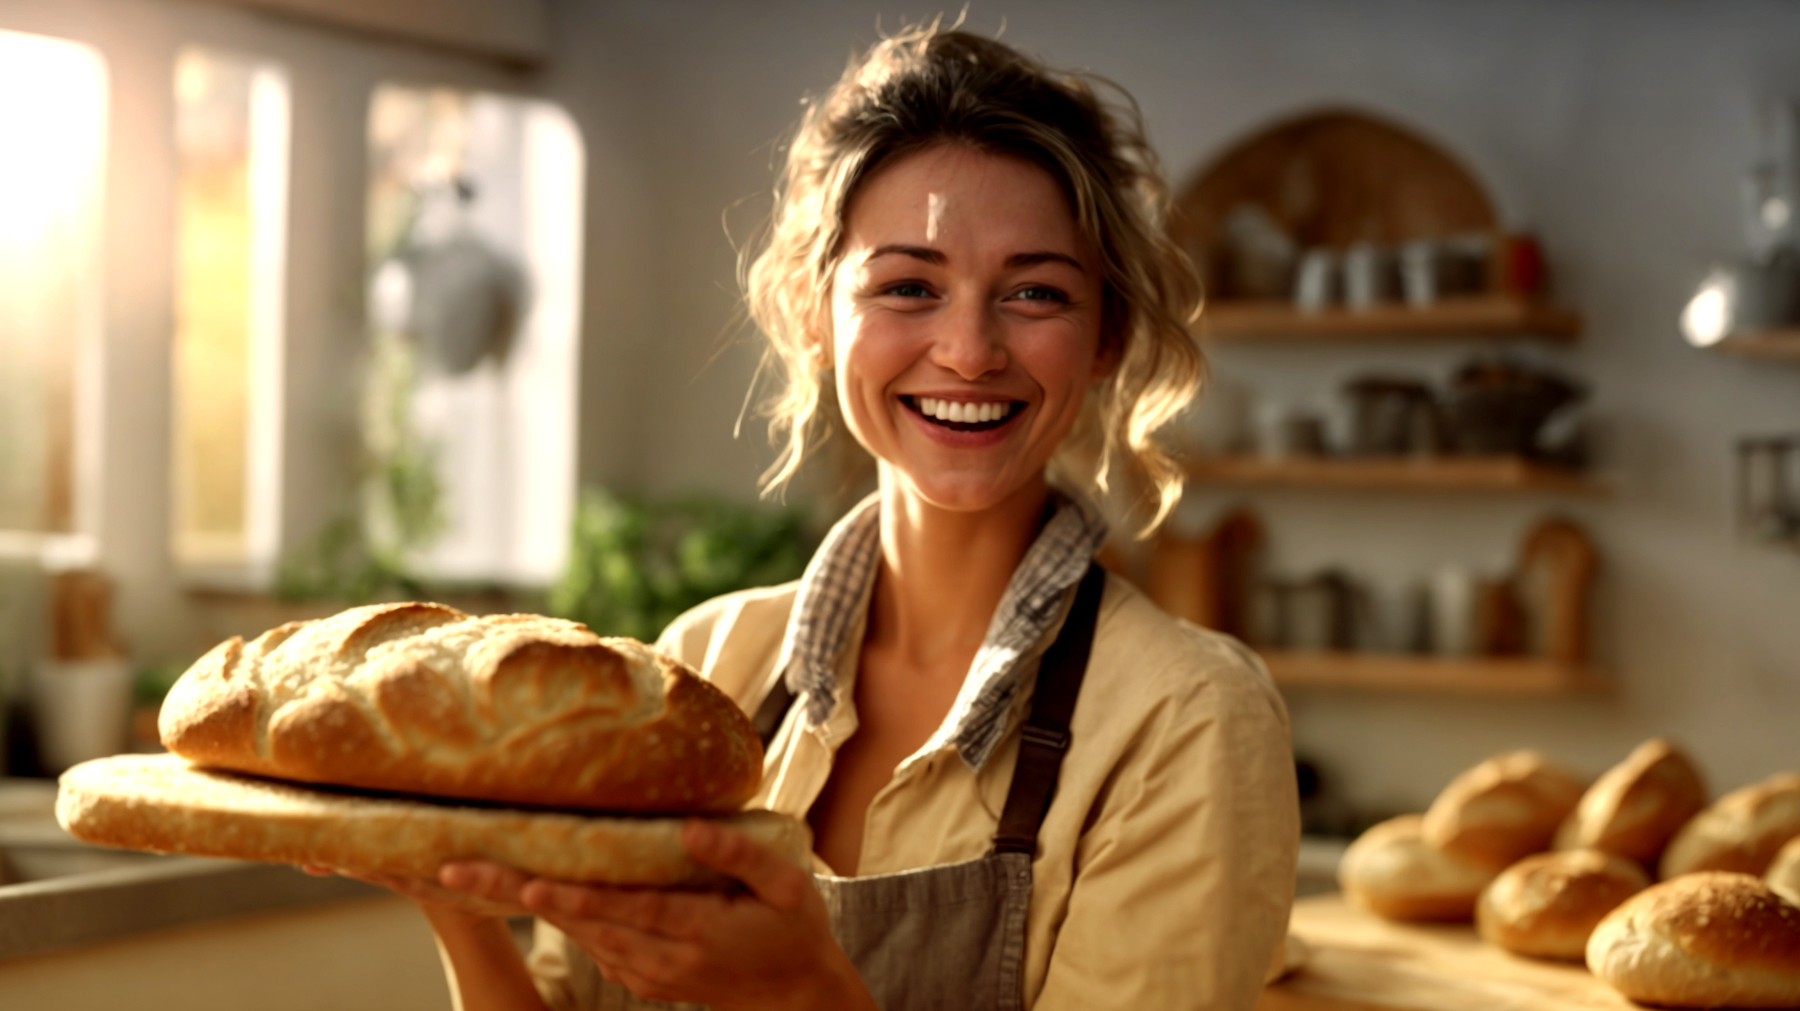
[1422,749,1587,868]
[56,754,810,889]
[1340,814,1502,922]
[1476,848,1649,960]
[159,603,761,814]
[1660,772,1800,880]
[1586,872,1800,1009]
[1555,738,1707,866]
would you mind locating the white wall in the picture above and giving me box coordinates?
[540,0,1800,812]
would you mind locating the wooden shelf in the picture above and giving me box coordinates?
[1204,295,1582,343]
[1184,455,1601,494]
[1708,330,1800,361]
[1261,650,1606,696]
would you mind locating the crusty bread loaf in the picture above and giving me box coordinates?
[1660,772,1800,880]
[56,754,809,889]
[1422,750,1586,867]
[1340,814,1502,922]
[1554,738,1706,866]
[1586,872,1800,1009]
[1768,835,1800,907]
[159,603,761,814]
[1476,848,1649,960]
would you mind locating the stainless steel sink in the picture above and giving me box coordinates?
[0,776,377,960]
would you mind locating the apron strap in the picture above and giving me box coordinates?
[991,562,1106,856]
[750,561,1108,856]
[752,669,796,749]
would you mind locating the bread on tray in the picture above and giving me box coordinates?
[1660,772,1800,880]
[1476,848,1649,960]
[1586,871,1800,1009]
[1422,749,1586,867]
[159,602,761,813]
[1340,814,1502,922]
[57,754,809,889]
[1768,835,1800,907]
[1554,738,1706,867]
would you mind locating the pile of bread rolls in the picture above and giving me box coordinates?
[1339,739,1800,1008]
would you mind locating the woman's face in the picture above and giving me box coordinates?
[828,145,1109,514]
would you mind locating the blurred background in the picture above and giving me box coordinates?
[0,0,1798,1005]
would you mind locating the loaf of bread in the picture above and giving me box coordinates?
[1422,749,1586,867]
[1768,836,1800,907]
[1586,872,1800,1009]
[57,754,809,889]
[1554,738,1706,866]
[1475,848,1649,960]
[159,603,761,814]
[1340,814,1502,921]
[1660,772,1800,880]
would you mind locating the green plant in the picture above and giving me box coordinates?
[549,489,816,641]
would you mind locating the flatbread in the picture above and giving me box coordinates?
[56,754,810,890]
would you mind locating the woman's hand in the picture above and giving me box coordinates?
[444,820,874,1011]
[301,863,532,922]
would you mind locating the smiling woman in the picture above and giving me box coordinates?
[384,24,1298,1011]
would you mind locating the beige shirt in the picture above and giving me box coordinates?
[530,571,1298,1011]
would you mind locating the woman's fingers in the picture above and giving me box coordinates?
[439,860,531,902]
[680,819,810,910]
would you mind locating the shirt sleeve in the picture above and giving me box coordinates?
[1032,652,1299,1011]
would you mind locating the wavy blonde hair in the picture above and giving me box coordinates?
[742,23,1204,533]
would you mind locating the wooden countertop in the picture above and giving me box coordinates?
[1258,894,1637,1011]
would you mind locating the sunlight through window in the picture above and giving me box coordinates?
[0,30,106,553]
[170,48,290,575]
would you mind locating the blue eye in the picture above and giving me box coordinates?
[1015,285,1069,303]
[885,282,932,298]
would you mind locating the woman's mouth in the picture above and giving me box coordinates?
[902,395,1023,432]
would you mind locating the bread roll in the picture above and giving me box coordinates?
[1586,872,1800,1009]
[57,754,809,889]
[1661,772,1800,880]
[1423,749,1586,867]
[159,603,761,814]
[1340,814,1502,921]
[1768,835,1800,907]
[1476,848,1649,960]
[1555,738,1706,865]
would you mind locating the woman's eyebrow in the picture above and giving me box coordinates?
[1006,251,1085,272]
[867,244,945,265]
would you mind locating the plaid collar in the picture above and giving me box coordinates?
[774,489,1109,770]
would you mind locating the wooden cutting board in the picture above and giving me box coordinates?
[1257,894,1638,1011]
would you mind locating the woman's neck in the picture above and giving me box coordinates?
[866,468,1051,669]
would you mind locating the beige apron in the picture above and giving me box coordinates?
[581,564,1104,1011]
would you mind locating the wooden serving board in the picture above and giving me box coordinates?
[1257,894,1638,1011]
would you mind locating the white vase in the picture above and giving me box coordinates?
[32,658,133,773]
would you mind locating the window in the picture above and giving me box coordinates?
[363,85,583,585]
[170,48,290,575]
[0,30,107,558]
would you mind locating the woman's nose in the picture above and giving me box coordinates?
[929,298,1007,379]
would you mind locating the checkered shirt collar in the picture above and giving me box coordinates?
[775,489,1109,770]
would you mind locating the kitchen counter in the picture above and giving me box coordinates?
[1259,894,1635,1011]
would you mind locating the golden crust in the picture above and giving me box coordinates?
[1476,848,1649,960]
[1768,836,1800,906]
[159,603,762,814]
[1587,872,1800,1008]
[1660,772,1800,880]
[55,754,808,889]
[1423,749,1587,868]
[1556,738,1707,866]
[1341,814,1502,922]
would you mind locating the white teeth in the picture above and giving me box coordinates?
[915,398,1014,423]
